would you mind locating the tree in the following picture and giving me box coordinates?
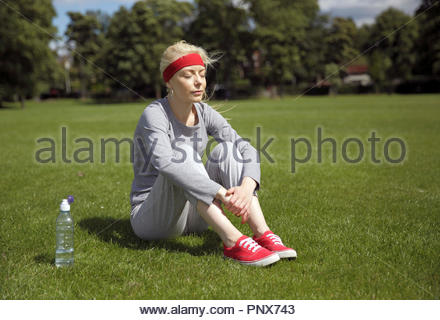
[144,0,194,97]
[368,51,392,92]
[188,0,252,96]
[246,0,320,95]
[325,17,358,66]
[324,63,342,95]
[414,0,440,76]
[367,7,418,87]
[0,0,57,108]
[354,24,372,53]
[102,0,193,99]
[65,11,105,98]
[295,13,329,87]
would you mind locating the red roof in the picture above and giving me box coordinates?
[346,65,368,74]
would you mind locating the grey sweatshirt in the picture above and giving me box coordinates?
[130,97,260,209]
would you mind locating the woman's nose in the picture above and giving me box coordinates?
[194,75,202,85]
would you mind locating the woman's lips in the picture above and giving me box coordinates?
[192,90,203,96]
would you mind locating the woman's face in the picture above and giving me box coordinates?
[167,65,206,104]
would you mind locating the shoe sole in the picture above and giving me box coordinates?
[224,253,280,267]
[276,249,297,259]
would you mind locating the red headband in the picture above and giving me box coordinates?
[163,53,205,82]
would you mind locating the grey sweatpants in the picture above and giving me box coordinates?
[130,141,255,240]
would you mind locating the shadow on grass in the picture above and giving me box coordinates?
[34,253,54,265]
[0,105,21,110]
[78,217,221,256]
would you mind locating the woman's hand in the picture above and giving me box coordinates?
[215,187,231,212]
[225,177,257,224]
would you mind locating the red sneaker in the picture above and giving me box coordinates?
[253,231,297,259]
[223,235,280,267]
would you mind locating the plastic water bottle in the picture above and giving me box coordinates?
[55,195,74,267]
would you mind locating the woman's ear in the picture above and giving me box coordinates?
[166,83,173,96]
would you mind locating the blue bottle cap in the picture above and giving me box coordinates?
[67,195,74,204]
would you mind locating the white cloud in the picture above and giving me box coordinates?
[319,0,420,12]
[318,0,421,25]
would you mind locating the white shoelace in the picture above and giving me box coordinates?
[239,237,262,253]
[267,233,284,245]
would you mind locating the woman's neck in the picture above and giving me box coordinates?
[167,95,196,125]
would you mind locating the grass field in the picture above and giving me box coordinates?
[1,94,439,299]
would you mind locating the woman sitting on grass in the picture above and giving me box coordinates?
[130,40,296,267]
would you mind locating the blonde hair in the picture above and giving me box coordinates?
[160,41,233,118]
[160,40,219,76]
[160,40,222,102]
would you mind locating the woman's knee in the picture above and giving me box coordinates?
[208,141,242,164]
[174,143,203,165]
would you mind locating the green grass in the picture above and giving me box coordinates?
[1,94,439,299]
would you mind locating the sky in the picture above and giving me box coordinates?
[319,0,421,25]
[52,0,422,37]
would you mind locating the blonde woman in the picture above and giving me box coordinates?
[130,41,296,266]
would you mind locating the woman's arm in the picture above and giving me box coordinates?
[136,104,222,207]
[204,104,261,191]
[204,104,260,220]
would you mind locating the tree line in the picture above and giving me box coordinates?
[1,0,439,106]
